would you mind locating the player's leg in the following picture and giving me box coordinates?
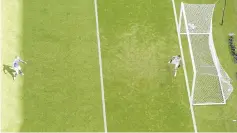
[174,63,180,77]
[19,71,24,75]
[174,68,177,77]
[18,66,24,75]
[13,67,19,80]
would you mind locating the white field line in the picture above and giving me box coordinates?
[171,0,198,133]
[2,0,24,131]
[2,132,237,133]
[0,0,2,131]
[180,33,210,35]
[93,0,108,132]
[3,132,237,133]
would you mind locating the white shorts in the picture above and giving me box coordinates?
[170,59,179,65]
[13,66,21,75]
[175,63,181,69]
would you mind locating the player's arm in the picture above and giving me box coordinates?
[168,56,175,63]
[19,59,27,64]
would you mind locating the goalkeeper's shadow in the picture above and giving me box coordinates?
[3,64,15,79]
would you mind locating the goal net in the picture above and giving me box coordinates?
[179,3,234,105]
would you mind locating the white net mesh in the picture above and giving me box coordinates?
[180,3,234,105]
[209,34,234,102]
[190,34,225,104]
[180,4,215,34]
[190,35,214,66]
[194,74,223,104]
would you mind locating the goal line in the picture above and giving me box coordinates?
[171,0,198,133]
[180,33,210,35]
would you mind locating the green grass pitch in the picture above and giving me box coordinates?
[1,0,237,132]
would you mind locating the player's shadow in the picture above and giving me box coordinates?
[3,64,15,79]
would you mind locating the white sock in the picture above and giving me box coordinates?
[174,69,177,77]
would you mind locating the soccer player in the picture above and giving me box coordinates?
[12,56,27,80]
[168,55,181,77]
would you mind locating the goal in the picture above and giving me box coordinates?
[178,2,234,105]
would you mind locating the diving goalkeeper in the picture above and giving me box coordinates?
[12,56,27,80]
[168,55,181,77]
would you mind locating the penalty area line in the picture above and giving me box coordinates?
[93,0,108,133]
[171,0,198,133]
[0,0,2,131]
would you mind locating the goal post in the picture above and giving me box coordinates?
[178,2,234,105]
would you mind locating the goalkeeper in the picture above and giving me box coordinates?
[168,55,181,77]
[12,56,27,80]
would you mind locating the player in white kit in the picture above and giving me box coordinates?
[168,55,181,77]
[12,56,27,80]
